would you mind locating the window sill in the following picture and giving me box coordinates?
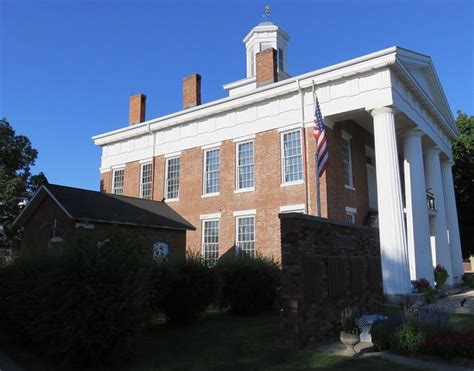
[202,192,220,198]
[345,185,356,191]
[165,198,179,203]
[234,187,255,194]
[281,180,304,187]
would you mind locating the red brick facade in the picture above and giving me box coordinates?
[100,120,373,261]
[182,74,201,109]
[129,94,146,125]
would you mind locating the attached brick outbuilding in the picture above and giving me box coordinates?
[14,184,195,260]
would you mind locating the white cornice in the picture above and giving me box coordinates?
[92,46,400,146]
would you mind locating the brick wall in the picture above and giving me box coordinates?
[100,122,374,262]
[256,48,277,87]
[280,213,383,348]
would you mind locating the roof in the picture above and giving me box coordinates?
[14,184,195,231]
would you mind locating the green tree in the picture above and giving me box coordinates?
[452,111,474,258]
[0,118,48,247]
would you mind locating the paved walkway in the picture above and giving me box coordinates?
[0,352,23,371]
[316,341,473,371]
[426,289,474,315]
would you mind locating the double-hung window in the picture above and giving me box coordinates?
[345,207,357,224]
[236,216,255,257]
[112,169,124,195]
[204,148,220,195]
[281,130,303,184]
[140,163,153,199]
[236,141,254,190]
[202,219,219,265]
[165,157,180,200]
[342,131,354,188]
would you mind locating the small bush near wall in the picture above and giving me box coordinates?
[0,231,152,368]
[149,255,216,324]
[215,255,280,316]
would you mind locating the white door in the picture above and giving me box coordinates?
[367,164,378,209]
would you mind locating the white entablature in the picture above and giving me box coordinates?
[93,46,458,171]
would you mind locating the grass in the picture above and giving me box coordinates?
[124,309,422,371]
[450,313,474,331]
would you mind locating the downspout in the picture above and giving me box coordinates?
[298,79,310,215]
[148,122,157,200]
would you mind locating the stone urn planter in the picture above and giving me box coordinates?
[340,331,360,355]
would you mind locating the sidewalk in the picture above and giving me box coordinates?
[316,341,473,371]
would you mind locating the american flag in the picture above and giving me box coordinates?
[313,96,328,177]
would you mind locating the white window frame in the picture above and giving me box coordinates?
[280,129,304,186]
[139,162,153,199]
[111,168,124,195]
[202,147,221,197]
[280,204,306,214]
[201,218,220,266]
[278,47,284,72]
[165,156,180,201]
[345,206,357,224]
[235,140,255,192]
[342,131,354,190]
[235,214,256,257]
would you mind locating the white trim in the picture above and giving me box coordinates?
[75,222,95,230]
[233,209,256,217]
[277,122,301,132]
[165,198,179,203]
[234,187,255,194]
[99,167,110,174]
[235,214,256,256]
[164,151,182,158]
[341,130,352,140]
[111,164,125,170]
[342,135,354,188]
[200,213,221,220]
[164,155,180,200]
[111,168,125,195]
[201,142,222,150]
[280,204,306,213]
[201,192,220,198]
[235,139,255,192]
[201,218,220,264]
[139,158,153,164]
[139,162,153,199]
[233,134,255,143]
[280,128,304,186]
[280,179,304,187]
[203,147,221,196]
[345,206,358,213]
[345,185,356,191]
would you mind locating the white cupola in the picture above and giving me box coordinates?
[223,19,290,96]
[243,21,290,79]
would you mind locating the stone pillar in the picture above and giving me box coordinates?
[402,130,434,285]
[424,148,453,285]
[371,107,411,295]
[441,160,464,283]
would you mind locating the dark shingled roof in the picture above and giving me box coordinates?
[15,184,195,231]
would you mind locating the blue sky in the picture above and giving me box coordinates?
[1,0,473,191]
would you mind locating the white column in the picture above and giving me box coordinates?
[424,148,454,285]
[402,130,434,285]
[441,160,464,283]
[371,107,411,295]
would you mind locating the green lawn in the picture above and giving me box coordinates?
[125,310,422,371]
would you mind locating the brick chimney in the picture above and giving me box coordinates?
[183,73,201,109]
[256,48,278,87]
[129,94,146,125]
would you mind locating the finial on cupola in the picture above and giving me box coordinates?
[263,5,271,21]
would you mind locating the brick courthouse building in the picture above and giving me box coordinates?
[93,20,464,296]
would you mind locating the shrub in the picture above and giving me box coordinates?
[413,278,437,303]
[463,274,474,289]
[434,265,449,288]
[0,231,152,368]
[149,254,216,324]
[370,315,405,351]
[419,331,474,359]
[392,323,424,354]
[215,254,280,315]
[408,308,452,337]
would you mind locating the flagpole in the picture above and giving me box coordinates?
[312,81,321,217]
